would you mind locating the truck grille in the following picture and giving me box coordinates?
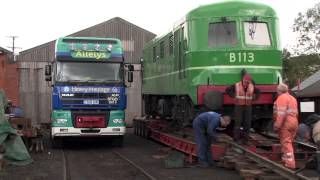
[75,115,106,128]
[60,93,120,109]
[72,111,109,128]
[62,93,108,99]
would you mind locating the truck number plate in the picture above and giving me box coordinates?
[83,99,99,105]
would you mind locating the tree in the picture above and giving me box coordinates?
[292,3,320,55]
[283,54,320,88]
[282,48,291,84]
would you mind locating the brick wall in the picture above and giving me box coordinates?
[0,55,4,88]
[0,53,19,106]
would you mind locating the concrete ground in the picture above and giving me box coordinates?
[0,128,242,180]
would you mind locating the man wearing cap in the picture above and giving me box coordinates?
[273,83,298,169]
[226,70,260,145]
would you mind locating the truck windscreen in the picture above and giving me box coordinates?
[56,62,122,82]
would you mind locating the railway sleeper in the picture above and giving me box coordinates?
[134,118,319,179]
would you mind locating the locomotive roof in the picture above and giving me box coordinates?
[144,0,277,48]
[187,0,277,20]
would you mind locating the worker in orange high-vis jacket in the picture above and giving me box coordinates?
[226,70,260,144]
[273,83,298,169]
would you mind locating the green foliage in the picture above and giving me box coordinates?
[283,53,320,87]
[292,3,320,55]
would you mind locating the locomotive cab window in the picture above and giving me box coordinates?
[208,21,237,47]
[244,22,271,46]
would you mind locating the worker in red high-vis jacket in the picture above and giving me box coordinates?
[273,83,298,169]
[226,70,260,144]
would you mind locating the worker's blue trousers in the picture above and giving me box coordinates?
[193,121,214,165]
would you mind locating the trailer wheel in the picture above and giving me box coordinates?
[203,91,223,111]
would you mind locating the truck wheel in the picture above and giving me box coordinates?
[51,138,63,149]
[113,136,124,147]
[203,91,223,111]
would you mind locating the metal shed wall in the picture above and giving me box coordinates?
[18,17,156,126]
[19,61,52,124]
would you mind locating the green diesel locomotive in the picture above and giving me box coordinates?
[142,1,282,129]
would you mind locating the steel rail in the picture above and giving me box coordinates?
[112,150,157,180]
[62,149,68,180]
[261,132,318,150]
[62,149,72,180]
[226,140,312,180]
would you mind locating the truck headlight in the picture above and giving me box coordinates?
[56,118,68,124]
[112,119,123,123]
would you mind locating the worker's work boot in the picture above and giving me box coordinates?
[242,136,249,145]
[208,160,215,167]
[196,161,210,168]
[282,153,296,169]
[233,130,241,144]
[235,139,242,145]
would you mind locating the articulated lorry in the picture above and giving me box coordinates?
[45,37,133,147]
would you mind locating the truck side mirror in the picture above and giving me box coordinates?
[126,64,134,83]
[45,65,52,76]
[45,65,52,81]
[128,71,133,83]
[128,64,134,71]
[45,76,52,81]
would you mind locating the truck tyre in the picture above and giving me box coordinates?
[113,136,124,147]
[203,91,223,111]
[51,138,63,149]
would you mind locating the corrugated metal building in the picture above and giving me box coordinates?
[17,17,156,126]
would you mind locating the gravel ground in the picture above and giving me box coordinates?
[63,140,149,180]
[0,136,64,180]
[117,128,242,180]
[0,128,242,180]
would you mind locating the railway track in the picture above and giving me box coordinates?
[112,150,157,180]
[221,140,315,180]
[134,118,320,180]
[61,146,156,180]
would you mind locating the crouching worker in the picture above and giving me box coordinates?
[193,111,231,167]
[273,83,298,169]
[296,114,320,147]
[304,114,320,149]
[313,120,320,172]
[297,114,320,172]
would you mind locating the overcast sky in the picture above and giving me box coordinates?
[0,0,318,53]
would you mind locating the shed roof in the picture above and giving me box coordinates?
[19,17,155,55]
[0,47,12,54]
[292,70,320,97]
